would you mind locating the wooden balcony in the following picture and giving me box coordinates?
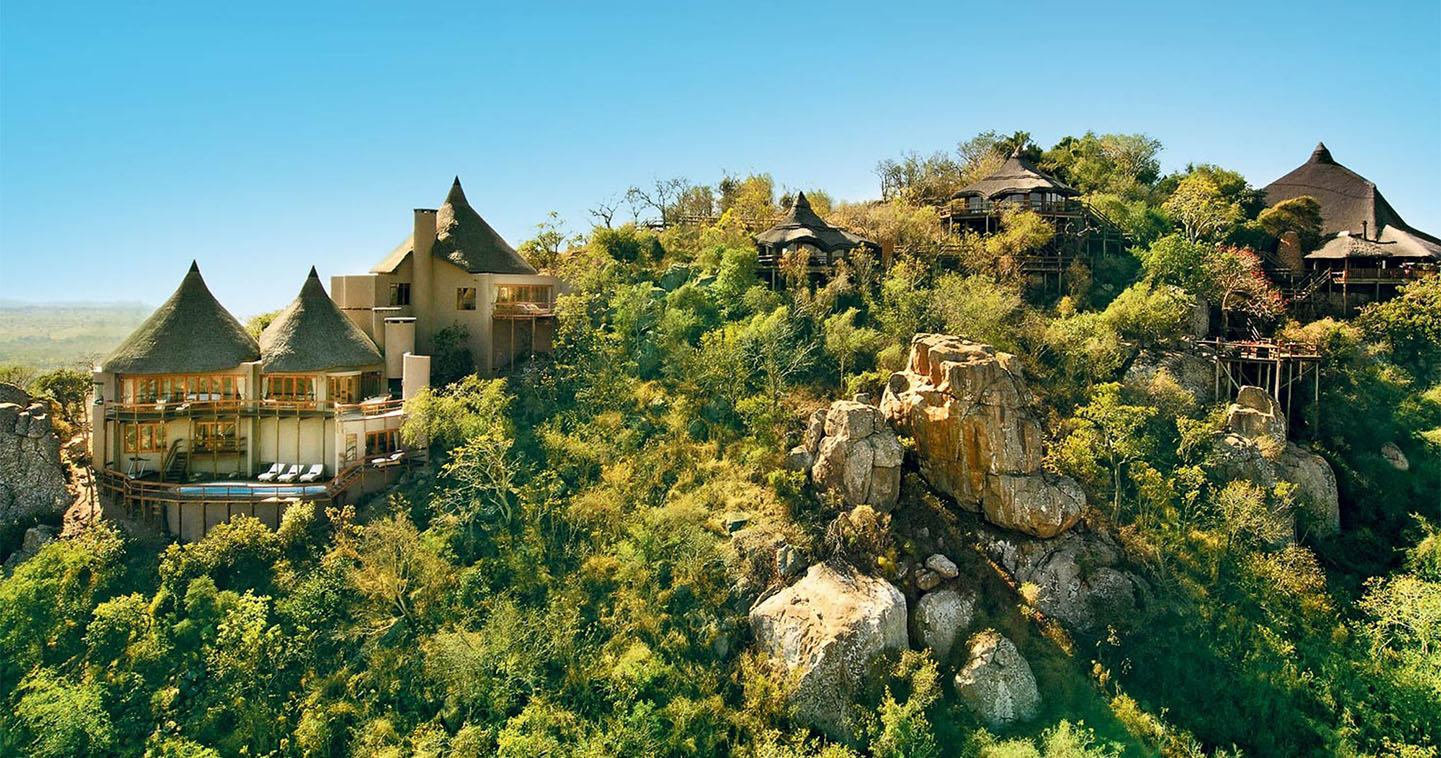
[941,198,1087,220]
[104,396,403,420]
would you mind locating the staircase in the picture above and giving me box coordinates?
[162,439,188,483]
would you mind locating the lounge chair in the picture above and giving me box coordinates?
[125,458,151,480]
[275,464,303,483]
[256,462,285,482]
[297,464,324,483]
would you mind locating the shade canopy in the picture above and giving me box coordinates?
[753,192,880,255]
[259,267,383,373]
[373,177,537,275]
[953,148,1078,200]
[102,261,260,375]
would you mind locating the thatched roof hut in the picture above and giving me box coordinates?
[754,192,880,255]
[953,148,1078,201]
[102,261,260,375]
[1265,143,1441,258]
[372,177,537,275]
[259,267,383,373]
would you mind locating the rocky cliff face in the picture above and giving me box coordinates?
[0,383,70,553]
[749,562,908,739]
[881,334,1084,538]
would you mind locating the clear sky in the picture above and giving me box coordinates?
[2,0,1438,316]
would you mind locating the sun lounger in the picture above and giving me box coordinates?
[297,464,324,483]
[369,450,405,468]
[275,464,303,483]
[256,462,285,482]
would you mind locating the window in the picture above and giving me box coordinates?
[123,422,167,453]
[456,287,477,311]
[389,282,411,306]
[265,375,316,402]
[193,421,239,452]
[366,429,400,456]
[494,284,554,305]
[125,375,241,403]
[328,375,359,404]
[344,434,358,464]
[967,196,985,211]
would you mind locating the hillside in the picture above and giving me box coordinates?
[2,133,1439,758]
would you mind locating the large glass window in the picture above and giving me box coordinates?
[389,282,411,306]
[366,429,400,456]
[494,284,554,305]
[125,375,241,403]
[193,421,239,452]
[264,375,316,402]
[123,422,167,453]
[328,375,359,404]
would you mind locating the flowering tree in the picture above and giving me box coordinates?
[1205,246,1285,335]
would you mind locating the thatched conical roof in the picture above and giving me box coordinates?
[259,267,383,373]
[102,261,260,375]
[953,147,1078,200]
[1264,143,1440,257]
[372,177,538,275]
[754,192,880,254]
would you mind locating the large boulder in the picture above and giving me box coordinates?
[0,385,70,554]
[2,524,59,571]
[1276,443,1340,536]
[953,630,1041,728]
[750,563,908,739]
[1381,442,1410,472]
[1226,386,1287,449]
[911,588,976,663]
[1212,385,1339,537]
[1124,349,1215,405]
[802,401,904,511]
[976,524,1145,634]
[881,334,1084,537]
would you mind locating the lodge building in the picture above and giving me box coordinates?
[92,263,430,542]
[1262,143,1440,314]
[331,178,564,374]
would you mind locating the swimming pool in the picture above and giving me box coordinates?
[177,482,329,499]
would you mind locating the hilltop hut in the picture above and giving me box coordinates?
[754,191,880,283]
[1264,143,1440,312]
[950,148,1079,216]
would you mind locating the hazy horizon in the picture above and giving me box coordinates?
[3,1,1438,315]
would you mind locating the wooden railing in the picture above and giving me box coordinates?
[105,396,404,419]
[942,198,1086,218]
[1331,267,1432,284]
[492,301,556,317]
[97,448,424,507]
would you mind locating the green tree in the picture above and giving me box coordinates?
[1163,174,1243,242]
[1257,195,1324,252]
[29,367,90,423]
[1359,274,1441,383]
[823,308,885,386]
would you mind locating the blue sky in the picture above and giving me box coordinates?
[2,0,1438,315]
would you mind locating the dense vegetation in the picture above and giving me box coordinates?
[2,131,1438,757]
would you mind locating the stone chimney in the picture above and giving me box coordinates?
[412,208,437,353]
[1277,231,1304,271]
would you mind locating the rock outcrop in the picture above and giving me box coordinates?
[0,384,70,551]
[911,588,976,663]
[750,563,908,738]
[792,400,904,512]
[1381,442,1410,472]
[881,335,1084,537]
[2,525,58,571]
[1124,349,1215,405]
[953,630,1040,728]
[1214,385,1340,536]
[976,524,1145,634]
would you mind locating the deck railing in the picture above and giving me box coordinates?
[105,396,405,419]
[942,198,1086,218]
[492,301,556,317]
[97,448,424,507]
